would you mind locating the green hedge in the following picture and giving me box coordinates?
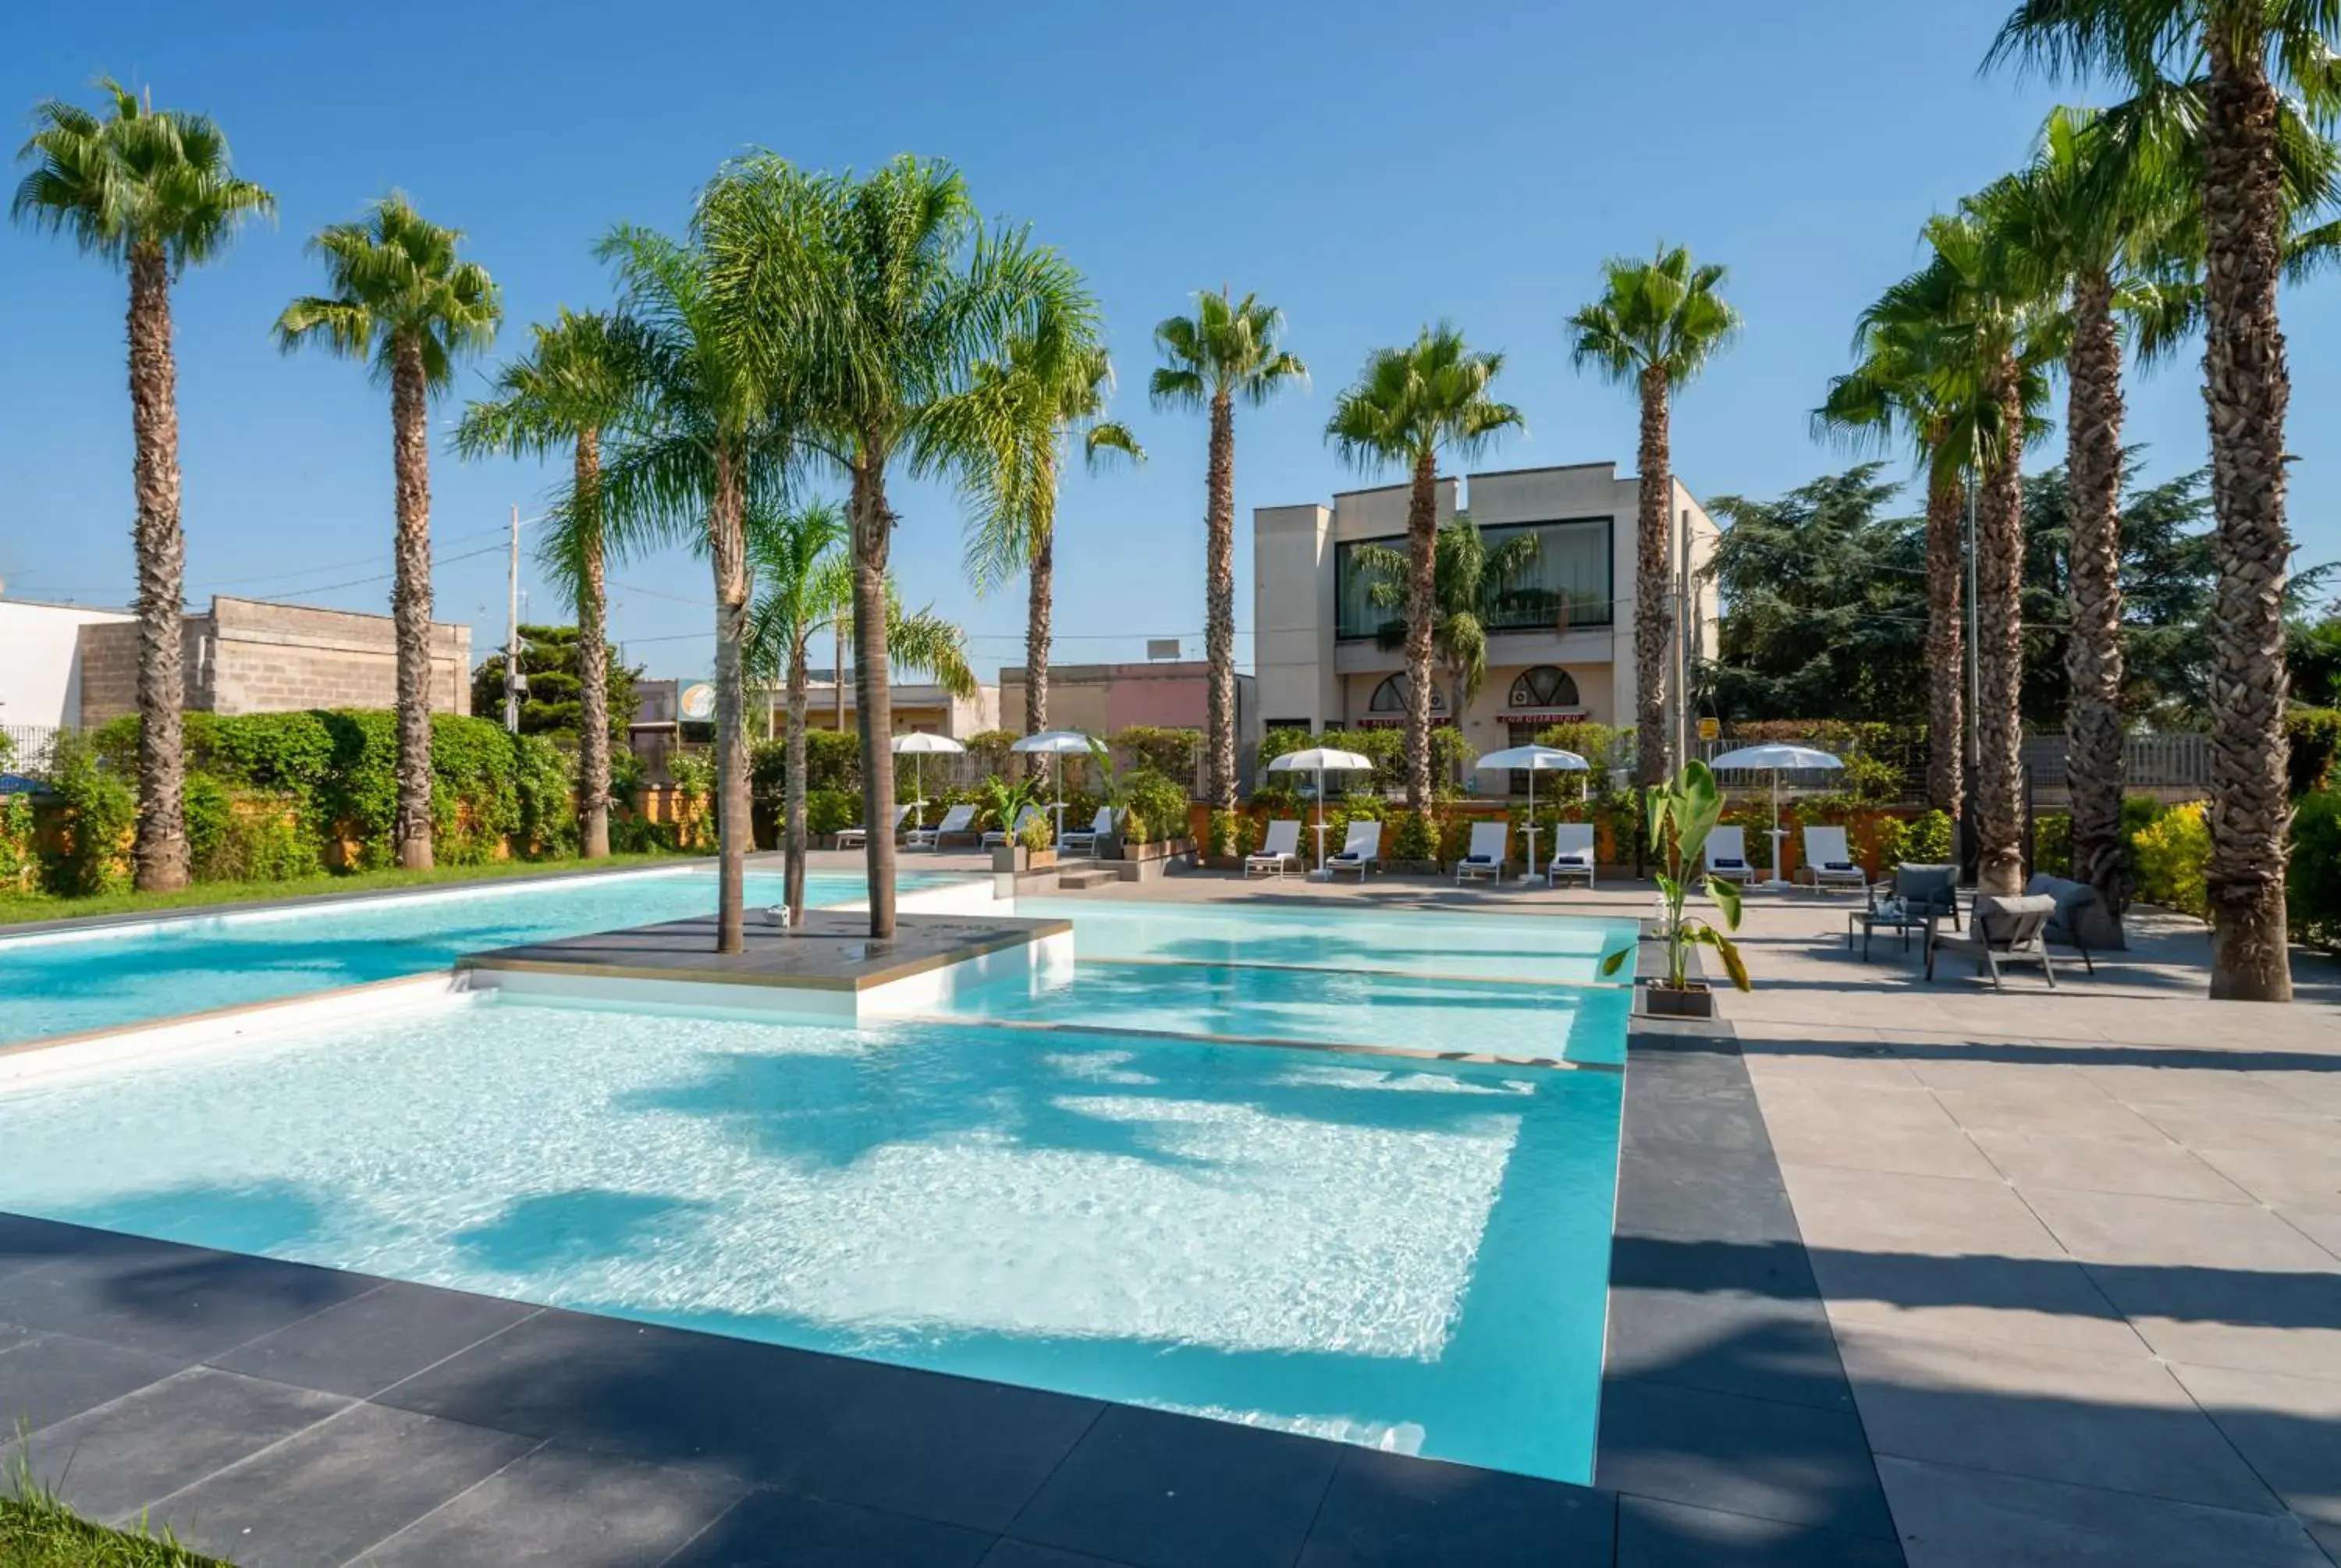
[1256,725,1472,795]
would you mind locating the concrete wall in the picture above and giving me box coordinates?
[0,600,134,729]
[1252,503,1341,730]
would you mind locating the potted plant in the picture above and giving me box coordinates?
[1110,768,1196,863]
[1600,760,1750,1019]
[979,775,1053,872]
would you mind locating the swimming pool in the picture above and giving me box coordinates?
[0,867,907,1046]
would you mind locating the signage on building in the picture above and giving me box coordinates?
[1698,717,1720,741]
[679,682,716,722]
[1503,708,1590,725]
[1353,716,1458,730]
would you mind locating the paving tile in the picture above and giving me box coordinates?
[1874,1454,2330,1567]
[2168,1362,2341,1538]
[661,1487,993,1568]
[0,1229,377,1360]
[2,1367,347,1524]
[1294,1446,1614,1566]
[1767,1114,2001,1181]
[1622,1067,1774,1154]
[981,1543,1136,1568]
[2023,1187,2341,1272]
[1604,1285,1854,1411]
[1963,1129,2252,1203]
[145,1401,537,1568]
[0,1322,31,1356]
[1595,1379,1893,1539]
[208,1279,538,1398]
[1606,1233,1822,1300]
[1927,1088,2171,1141]
[1614,1495,1906,1567]
[2281,1206,2341,1261]
[1894,1058,2116,1100]
[372,1307,859,1485]
[2188,1143,2341,1209]
[1779,1166,2064,1259]
[1833,1323,2279,1513]
[0,1331,186,1436]
[361,1441,747,1568]
[1615,1144,1801,1244]
[1009,1403,1341,1568]
[774,1361,1103,1532]
[2123,1105,2341,1157]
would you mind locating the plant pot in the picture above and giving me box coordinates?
[1638,981,1715,1020]
[992,846,1057,873]
[1112,836,1191,864]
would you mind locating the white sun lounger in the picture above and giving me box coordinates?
[1705,825,1753,885]
[1455,821,1508,884]
[1327,819,1382,881]
[1802,825,1867,893]
[1245,818,1302,878]
[1059,806,1117,858]
[905,802,975,849]
[835,804,910,850]
[1546,823,1597,888]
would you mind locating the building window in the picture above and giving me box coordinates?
[1508,666,1580,709]
[1367,674,1444,714]
[1334,518,1612,640]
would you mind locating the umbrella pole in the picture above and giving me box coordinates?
[1316,767,1326,877]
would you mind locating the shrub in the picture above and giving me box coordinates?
[43,729,136,895]
[2129,801,2209,918]
[1116,725,1202,780]
[1902,809,1955,865]
[1121,769,1193,844]
[806,789,859,838]
[1017,811,1053,852]
[2031,813,2073,879]
[2287,708,2341,796]
[1388,807,1437,862]
[2289,791,2341,949]
[962,729,1017,779]
[0,793,37,891]
[1209,809,1255,857]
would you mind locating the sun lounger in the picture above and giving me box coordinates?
[1546,823,1597,888]
[1245,818,1302,878]
[1704,825,1753,885]
[905,802,975,849]
[1455,820,1508,884]
[1327,819,1381,881]
[1059,806,1117,858]
[981,804,1042,850]
[1802,825,1867,893]
[835,804,910,850]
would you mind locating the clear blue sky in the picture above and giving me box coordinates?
[5,0,2336,685]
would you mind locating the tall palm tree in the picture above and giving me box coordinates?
[12,78,273,892]
[964,321,1142,770]
[1352,513,1542,723]
[1567,245,1742,789]
[1151,289,1307,814]
[1324,325,1523,810]
[276,193,500,871]
[454,308,646,859]
[712,153,1092,938]
[742,502,977,927]
[593,186,797,955]
[1988,1,2341,997]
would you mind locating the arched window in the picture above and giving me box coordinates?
[1508,665,1579,709]
[1368,674,1444,713]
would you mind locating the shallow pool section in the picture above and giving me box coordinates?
[0,994,1622,1485]
[0,869,891,1046]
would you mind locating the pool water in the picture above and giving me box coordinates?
[0,868,891,1046]
[0,995,1622,1484]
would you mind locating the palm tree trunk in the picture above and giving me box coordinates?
[125,245,189,892]
[574,427,612,860]
[1974,357,2028,898]
[851,448,900,939]
[2064,273,2127,927]
[1634,364,1673,789]
[784,630,810,928]
[1203,388,1238,814]
[709,444,751,954]
[1026,526,1053,781]
[1401,446,1440,812]
[389,336,435,871]
[2200,30,2294,1001]
[1923,449,1966,823]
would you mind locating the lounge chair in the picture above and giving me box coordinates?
[981,804,1043,850]
[1327,819,1382,881]
[1877,862,1960,932]
[2023,873,2101,974]
[1802,825,1867,894]
[1704,825,1753,885]
[1455,821,1508,885]
[1546,823,1597,889]
[906,803,975,850]
[1060,806,1117,858]
[1925,892,2061,988]
[1245,818,1302,879]
[834,804,910,850]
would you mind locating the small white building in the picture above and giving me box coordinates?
[0,598,135,732]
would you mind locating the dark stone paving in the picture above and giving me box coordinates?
[460,909,1068,995]
[0,1010,1901,1565]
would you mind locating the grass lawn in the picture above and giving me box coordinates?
[0,1492,228,1567]
[0,850,703,930]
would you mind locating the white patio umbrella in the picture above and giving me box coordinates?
[1009,729,1096,842]
[891,732,964,827]
[1707,743,1843,886]
[1266,747,1376,878]
[1474,743,1590,877]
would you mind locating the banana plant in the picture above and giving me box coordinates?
[1600,760,1750,992]
[977,774,1045,836]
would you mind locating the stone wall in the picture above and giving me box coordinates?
[77,596,471,727]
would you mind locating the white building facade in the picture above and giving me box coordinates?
[1252,461,1721,783]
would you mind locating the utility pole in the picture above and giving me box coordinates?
[833,613,846,733]
[503,504,523,735]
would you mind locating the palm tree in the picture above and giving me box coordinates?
[1988,2,2341,997]
[454,308,645,859]
[12,78,273,892]
[964,321,1142,772]
[1324,325,1523,810]
[1351,513,1542,725]
[276,193,500,871]
[712,153,1092,938]
[1566,245,1742,789]
[592,183,798,955]
[1152,289,1307,814]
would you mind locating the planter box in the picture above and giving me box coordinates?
[1112,836,1192,864]
[1638,981,1715,1020]
[992,846,1058,873]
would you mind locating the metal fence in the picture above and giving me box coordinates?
[0,724,63,777]
[2022,730,2211,804]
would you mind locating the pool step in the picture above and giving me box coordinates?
[1054,866,1121,892]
